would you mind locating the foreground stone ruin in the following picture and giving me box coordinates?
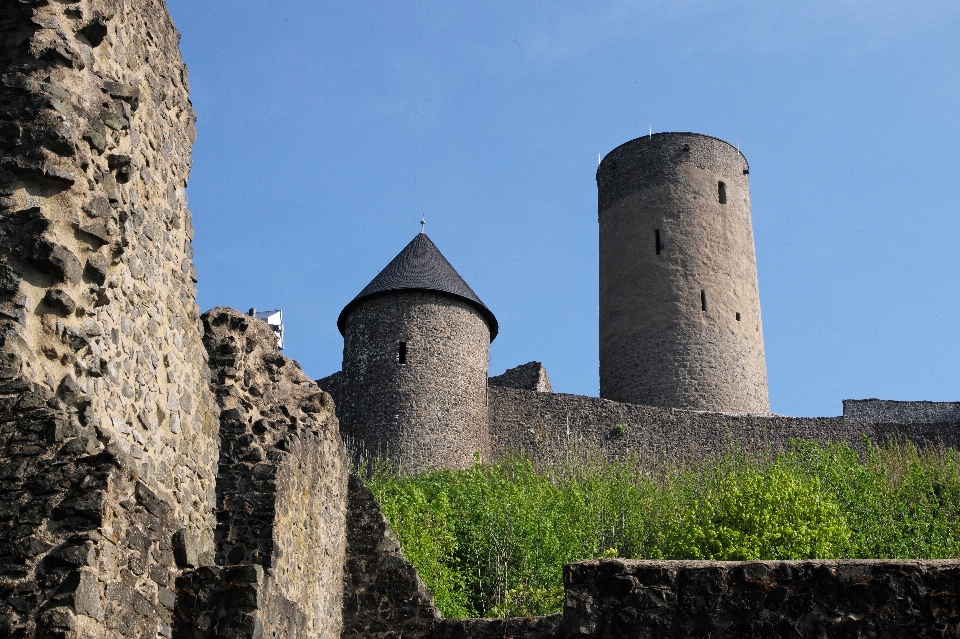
[0,1,957,638]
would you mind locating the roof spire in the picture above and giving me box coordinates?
[420,214,425,234]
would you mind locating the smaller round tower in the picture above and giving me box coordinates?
[337,232,497,473]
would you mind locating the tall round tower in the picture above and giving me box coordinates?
[337,232,497,473]
[597,133,769,413]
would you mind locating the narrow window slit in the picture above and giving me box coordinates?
[736,312,741,321]
[701,290,707,312]
[398,341,407,365]
[718,181,727,204]
[654,229,662,255]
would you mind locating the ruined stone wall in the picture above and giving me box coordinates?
[201,308,347,639]
[597,133,769,413]
[0,1,218,636]
[489,362,552,393]
[488,386,960,468]
[339,291,490,473]
[342,473,440,639]
[564,559,960,638]
[844,399,960,424]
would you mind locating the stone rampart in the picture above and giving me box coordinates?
[564,559,960,637]
[201,308,348,639]
[844,399,960,424]
[488,386,960,468]
[0,0,217,635]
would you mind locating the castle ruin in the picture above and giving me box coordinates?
[0,1,957,638]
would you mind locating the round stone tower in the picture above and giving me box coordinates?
[597,132,770,413]
[337,232,497,473]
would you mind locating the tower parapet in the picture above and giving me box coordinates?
[597,133,770,413]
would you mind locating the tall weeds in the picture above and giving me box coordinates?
[364,440,960,618]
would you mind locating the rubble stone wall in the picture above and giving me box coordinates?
[564,559,960,638]
[0,0,217,636]
[488,386,960,468]
[339,291,490,473]
[342,473,440,639]
[489,362,552,393]
[202,308,348,639]
[844,399,960,424]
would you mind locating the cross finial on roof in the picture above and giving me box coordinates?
[420,215,425,234]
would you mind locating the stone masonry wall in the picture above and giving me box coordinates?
[339,291,490,473]
[0,1,218,637]
[343,473,440,639]
[488,386,960,468]
[598,133,769,413]
[564,559,960,637]
[844,399,960,424]
[489,362,552,393]
[201,307,348,639]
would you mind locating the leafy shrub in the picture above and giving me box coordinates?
[364,440,960,618]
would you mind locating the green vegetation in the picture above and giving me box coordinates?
[364,440,960,618]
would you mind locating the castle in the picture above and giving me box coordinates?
[319,132,956,475]
[0,1,957,638]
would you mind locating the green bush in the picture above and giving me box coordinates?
[364,440,960,618]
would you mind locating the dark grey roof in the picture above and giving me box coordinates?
[337,233,498,340]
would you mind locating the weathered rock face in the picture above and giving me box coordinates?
[564,559,960,638]
[0,0,217,636]
[201,307,348,639]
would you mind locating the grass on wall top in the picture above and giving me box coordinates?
[364,439,960,618]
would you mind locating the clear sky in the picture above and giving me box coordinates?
[165,1,960,417]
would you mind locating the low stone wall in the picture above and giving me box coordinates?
[202,308,348,639]
[489,387,960,468]
[844,399,960,424]
[564,559,960,638]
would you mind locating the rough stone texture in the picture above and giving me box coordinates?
[564,559,960,638]
[0,1,217,636]
[488,386,960,468]
[844,399,960,424]
[201,307,348,639]
[343,473,440,639]
[173,565,265,639]
[339,291,490,473]
[0,375,184,639]
[428,616,562,639]
[489,362,552,393]
[173,563,310,639]
[598,133,769,413]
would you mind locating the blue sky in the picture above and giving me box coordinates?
[165,1,960,416]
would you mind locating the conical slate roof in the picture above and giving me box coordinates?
[337,233,498,340]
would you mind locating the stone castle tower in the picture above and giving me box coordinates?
[597,133,770,413]
[336,232,498,472]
